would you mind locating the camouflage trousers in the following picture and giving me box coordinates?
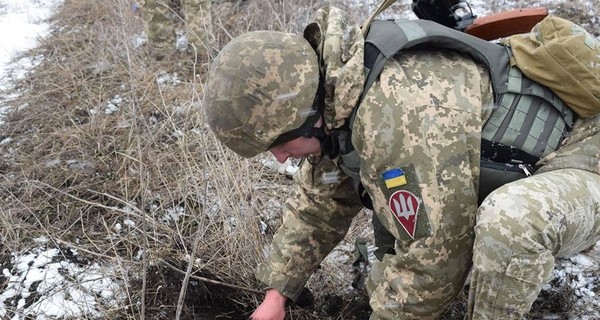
[367,215,475,320]
[367,168,600,319]
[140,0,212,57]
[467,168,600,319]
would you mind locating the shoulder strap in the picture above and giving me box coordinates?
[363,19,510,101]
[351,18,511,129]
[361,0,399,36]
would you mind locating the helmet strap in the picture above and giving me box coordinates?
[268,74,329,149]
[319,128,339,159]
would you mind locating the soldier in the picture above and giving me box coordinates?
[204,5,600,320]
[139,0,212,59]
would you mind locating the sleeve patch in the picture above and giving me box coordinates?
[382,168,407,189]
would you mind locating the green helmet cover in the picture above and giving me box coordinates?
[204,31,320,158]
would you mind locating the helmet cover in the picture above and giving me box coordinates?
[204,31,320,158]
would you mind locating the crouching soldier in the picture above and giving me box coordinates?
[204,4,600,319]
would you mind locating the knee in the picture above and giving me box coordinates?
[474,192,554,272]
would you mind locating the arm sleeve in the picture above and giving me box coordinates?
[255,156,363,301]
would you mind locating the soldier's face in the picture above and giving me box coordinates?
[269,136,322,163]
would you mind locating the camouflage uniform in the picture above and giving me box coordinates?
[206,5,600,319]
[467,115,600,319]
[256,5,497,318]
[139,0,212,58]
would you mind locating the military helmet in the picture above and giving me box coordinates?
[204,31,322,158]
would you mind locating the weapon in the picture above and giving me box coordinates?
[411,0,548,40]
[363,0,548,40]
[411,0,476,31]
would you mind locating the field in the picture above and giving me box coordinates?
[0,0,599,319]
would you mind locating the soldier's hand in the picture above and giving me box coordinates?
[250,288,287,320]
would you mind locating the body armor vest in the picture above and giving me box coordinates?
[336,19,575,205]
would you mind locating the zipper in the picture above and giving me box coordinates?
[518,164,532,177]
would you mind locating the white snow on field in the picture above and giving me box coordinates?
[0,239,124,319]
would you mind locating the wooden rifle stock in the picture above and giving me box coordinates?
[465,7,549,40]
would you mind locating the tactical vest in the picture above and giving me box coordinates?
[337,18,575,206]
[335,19,576,260]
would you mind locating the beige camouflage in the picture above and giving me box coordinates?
[253,6,366,300]
[205,31,320,158]
[140,0,212,58]
[359,48,494,319]
[465,114,600,319]
[468,168,600,318]
[304,6,366,130]
[255,155,363,300]
[254,5,496,315]
[536,113,600,176]
[206,4,600,319]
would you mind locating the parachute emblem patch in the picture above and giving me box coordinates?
[388,190,419,239]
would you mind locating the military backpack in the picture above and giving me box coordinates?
[502,15,600,119]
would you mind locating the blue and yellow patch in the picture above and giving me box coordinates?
[382,168,407,189]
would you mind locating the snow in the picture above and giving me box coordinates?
[0,1,124,318]
[550,253,600,318]
[0,240,123,319]
[0,0,59,75]
[0,0,599,318]
[0,0,62,120]
[261,157,299,177]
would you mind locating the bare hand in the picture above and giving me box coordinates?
[250,289,287,320]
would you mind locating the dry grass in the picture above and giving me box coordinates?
[0,0,598,319]
[0,0,374,318]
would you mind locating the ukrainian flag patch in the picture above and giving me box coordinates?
[382,168,407,189]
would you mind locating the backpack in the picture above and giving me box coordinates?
[501,15,600,118]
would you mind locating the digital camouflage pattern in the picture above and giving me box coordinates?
[205,31,320,158]
[356,46,494,319]
[205,5,600,319]
[140,0,212,57]
[536,113,600,176]
[468,168,600,319]
[462,113,599,317]
[255,5,495,316]
[303,6,366,131]
[254,155,364,300]
[253,6,366,300]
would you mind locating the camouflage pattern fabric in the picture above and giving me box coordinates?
[468,168,600,319]
[536,113,600,176]
[466,114,600,319]
[256,5,494,314]
[139,0,212,58]
[181,0,212,56]
[205,31,320,158]
[254,6,366,300]
[255,155,364,300]
[249,4,600,319]
[303,6,366,130]
[358,49,494,319]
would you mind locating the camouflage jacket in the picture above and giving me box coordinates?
[255,6,366,301]
[255,5,600,301]
[537,114,600,175]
